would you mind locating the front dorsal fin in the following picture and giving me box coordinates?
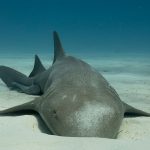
[29,55,46,77]
[53,31,65,63]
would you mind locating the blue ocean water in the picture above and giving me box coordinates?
[0,0,149,58]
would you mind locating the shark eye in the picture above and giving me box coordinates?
[53,110,57,114]
[52,110,57,118]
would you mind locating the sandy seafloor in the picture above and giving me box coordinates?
[0,52,150,150]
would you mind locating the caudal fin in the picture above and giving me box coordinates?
[0,66,32,88]
[123,102,150,117]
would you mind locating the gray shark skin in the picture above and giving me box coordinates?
[29,54,46,78]
[0,54,46,95]
[0,31,150,138]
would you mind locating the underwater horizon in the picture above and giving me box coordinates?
[0,0,150,57]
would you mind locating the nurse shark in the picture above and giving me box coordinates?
[0,31,149,138]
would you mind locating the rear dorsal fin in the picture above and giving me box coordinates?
[29,55,46,77]
[53,31,65,63]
